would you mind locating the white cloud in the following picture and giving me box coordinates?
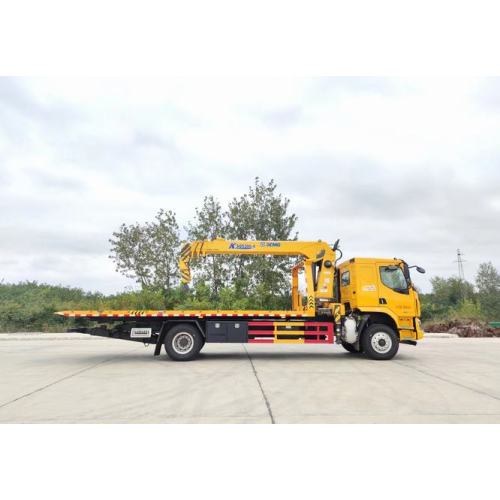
[1,77,499,293]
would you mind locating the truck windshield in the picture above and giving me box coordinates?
[380,266,409,294]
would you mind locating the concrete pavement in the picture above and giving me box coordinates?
[1,335,499,423]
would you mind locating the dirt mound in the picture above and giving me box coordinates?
[424,319,500,337]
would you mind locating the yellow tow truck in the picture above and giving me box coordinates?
[57,238,425,361]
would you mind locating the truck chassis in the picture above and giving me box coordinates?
[66,310,336,360]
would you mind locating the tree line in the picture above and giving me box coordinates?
[109,177,298,310]
[420,262,500,322]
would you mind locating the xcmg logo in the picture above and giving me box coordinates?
[228,241,281,250]
[229,242,256,250]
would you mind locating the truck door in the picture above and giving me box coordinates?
[377,264,415,330]
[339,262,379,310]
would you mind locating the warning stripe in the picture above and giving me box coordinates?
[56,310,313,319]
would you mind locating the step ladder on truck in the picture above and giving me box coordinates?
[57,238,426,361]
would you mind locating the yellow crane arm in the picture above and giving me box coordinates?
[179,238,335,284]
[179,238,335,307]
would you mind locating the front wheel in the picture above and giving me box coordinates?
[164,324,204,361]
[361,324,399,360]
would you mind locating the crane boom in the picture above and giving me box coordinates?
[179,238,335,284]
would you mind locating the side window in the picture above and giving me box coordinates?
[341,270,350,287]
[379,266,408,294]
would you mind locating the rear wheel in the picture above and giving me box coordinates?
[164,324,204,361]
[361,323,399,360]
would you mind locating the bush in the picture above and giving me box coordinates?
[0,282,172,332]
[0,280,291,332]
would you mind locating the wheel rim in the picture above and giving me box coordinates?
[172,332,194,355]
[371,331,393,354]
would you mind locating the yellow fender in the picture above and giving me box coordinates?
[356,307,418,341]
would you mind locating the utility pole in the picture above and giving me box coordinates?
[455,249,466,281]
[454,249,466,301]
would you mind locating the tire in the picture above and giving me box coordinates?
[164,324,204,361]
[361,323,399,360]
[341,341,359,353]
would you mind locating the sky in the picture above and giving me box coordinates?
[0,77,499,294]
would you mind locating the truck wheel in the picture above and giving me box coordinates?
[361,324,399,360]
[164,324,204,361]
[341,341,359,353]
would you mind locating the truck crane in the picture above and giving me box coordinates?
[57,238,425,361]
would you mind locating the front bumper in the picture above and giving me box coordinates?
[415,318,424,340]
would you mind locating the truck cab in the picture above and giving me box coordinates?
[337,257,424,346]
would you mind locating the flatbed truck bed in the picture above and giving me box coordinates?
[57,309,311,319]
[58,309,335,359]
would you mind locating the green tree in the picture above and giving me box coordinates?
[425,276,476,319]
[476,262,500,320]
[107,178,298,309]
[109,209,180,292]
[186,195,228,299]
[226,177,298,307]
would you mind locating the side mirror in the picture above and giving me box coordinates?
[332,239,340,251]
[409,265,426,274]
